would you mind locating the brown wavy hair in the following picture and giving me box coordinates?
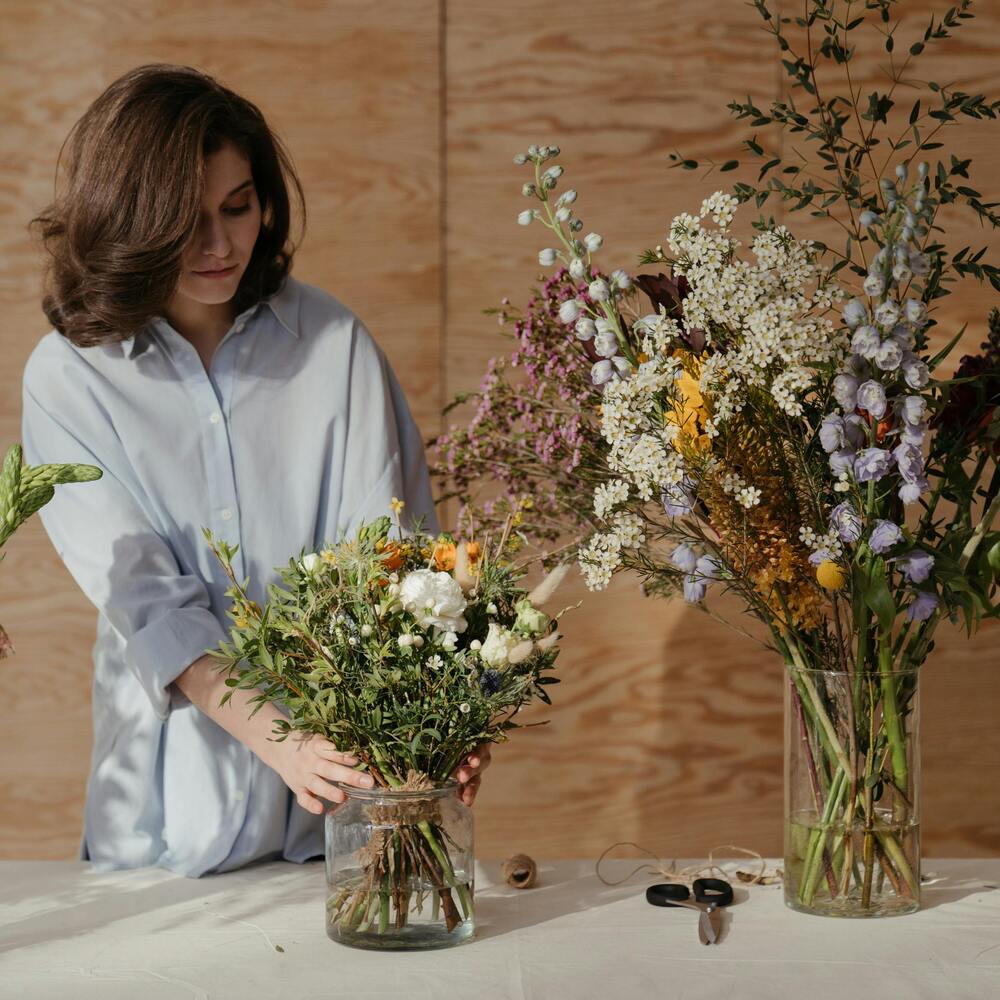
[29,63,306,347]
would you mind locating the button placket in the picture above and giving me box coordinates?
[210,335,245,582]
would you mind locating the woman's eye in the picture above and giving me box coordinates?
[224,204,251,216]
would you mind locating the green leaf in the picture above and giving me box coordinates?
[862,560,897,633]
[986,540,1000,574]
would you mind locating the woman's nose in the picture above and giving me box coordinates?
[199,214,232,257]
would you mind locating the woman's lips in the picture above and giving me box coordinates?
[194,264,237,278]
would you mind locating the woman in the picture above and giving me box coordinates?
[20,64,488,878]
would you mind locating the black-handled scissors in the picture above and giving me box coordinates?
[646,877,734,945]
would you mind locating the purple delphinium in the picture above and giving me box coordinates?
[820,414,848,453]
[857,380,888,419]
[830,501,862,543]
[670,543,698,574]
[833,373,859,409]
[662,475,696,517]
[854,447,892,483]
[830,449,856,477]
[906,590,939,622]
[897,550,934,583]
[808,547,837,567]
[869,519,904,554]
[683,554,720,604]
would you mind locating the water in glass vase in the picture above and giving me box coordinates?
[784,808,920,917]
[326,865,476,950]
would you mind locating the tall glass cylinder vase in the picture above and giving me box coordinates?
[324,780,476,950]
[783,663,921,917]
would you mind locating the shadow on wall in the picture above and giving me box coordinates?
[633,591,784,861]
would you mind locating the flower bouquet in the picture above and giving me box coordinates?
[0,443,102,658]
[433,3,1000,916]
[205,504,568,947]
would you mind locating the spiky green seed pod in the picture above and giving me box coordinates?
[0,443,102,548]
[19,462,103,490]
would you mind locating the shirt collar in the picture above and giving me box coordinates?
[122,274,301,359]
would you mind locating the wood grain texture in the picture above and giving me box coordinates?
[1,0,998,865]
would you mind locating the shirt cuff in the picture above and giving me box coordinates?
[125,606,229,721]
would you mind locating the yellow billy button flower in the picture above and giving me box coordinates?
[816,559,848,591]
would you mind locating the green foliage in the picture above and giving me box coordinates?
[670,0,1000,297]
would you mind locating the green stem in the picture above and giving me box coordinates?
[877,637,909,808]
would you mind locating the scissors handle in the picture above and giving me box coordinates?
[645,883,691,907]
[692,877,734,907]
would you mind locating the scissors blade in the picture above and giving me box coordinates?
[697,909,715,945]
[706,905,723,944]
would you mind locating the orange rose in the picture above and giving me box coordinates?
[433,541,457,571]
[376,539,403,571]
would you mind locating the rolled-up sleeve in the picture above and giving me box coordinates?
[21,373,226,722]
[336,319,440,539]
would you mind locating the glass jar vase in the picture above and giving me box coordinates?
[784,663,921,917]
[324,780,475,949]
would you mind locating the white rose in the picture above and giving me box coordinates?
[398,569,468,633]
[479,623,520,667]
[301,552,322,575]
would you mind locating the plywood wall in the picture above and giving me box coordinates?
[1,0,997,866]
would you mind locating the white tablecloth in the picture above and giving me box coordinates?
[0,857,997,999]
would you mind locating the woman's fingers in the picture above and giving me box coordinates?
[313,739,358,766]
[455,744,492,784]
[308,774,349,805]
[459,774,482,807]
[297,789,326,815]
[319,760,375,790]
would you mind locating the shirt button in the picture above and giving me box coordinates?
[209,411,221,424]
[220,508,233,521]
[233,789,245,801]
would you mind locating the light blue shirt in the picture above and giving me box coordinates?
[20,274,438,877]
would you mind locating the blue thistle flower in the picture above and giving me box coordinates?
[479,669,502,696]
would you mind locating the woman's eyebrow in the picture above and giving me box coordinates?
[224,179,254,199]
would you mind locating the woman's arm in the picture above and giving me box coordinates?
[174,653,374,814]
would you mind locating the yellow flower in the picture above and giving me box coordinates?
[666,365,712,454]
[816,559,847,591]
[320,548,336,565]
[390,496,405,515]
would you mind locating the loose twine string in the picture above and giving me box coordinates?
[595,842,783,887]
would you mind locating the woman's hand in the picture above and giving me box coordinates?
[267,732,374,815]
[453,744,492,806]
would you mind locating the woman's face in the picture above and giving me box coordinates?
[174,140,262,308]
